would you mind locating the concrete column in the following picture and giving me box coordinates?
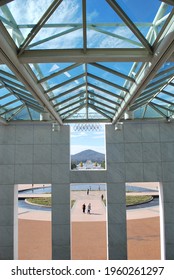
[106,125,127,259]
[107,183,127,259]
[160,182,174,260]
[52,184,70,260]
[51,125,70,259]
[0,184,18,259]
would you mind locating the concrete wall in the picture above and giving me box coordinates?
[0,123,70,260]
[106,120,174,260]
[1,120,174,260]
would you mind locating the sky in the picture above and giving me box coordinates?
[70,124,106,155]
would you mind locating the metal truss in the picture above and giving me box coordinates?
[0,0,173,125]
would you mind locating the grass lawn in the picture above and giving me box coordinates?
[26,195,153,207]
[26,198,76,208]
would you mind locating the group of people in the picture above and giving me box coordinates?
[82,203,91,214]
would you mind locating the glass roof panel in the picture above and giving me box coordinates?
[0,0,173,124]
[86,0,144,48]
[116,0,172,42]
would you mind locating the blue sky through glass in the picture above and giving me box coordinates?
[70,124,105,155]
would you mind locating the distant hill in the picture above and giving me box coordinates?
[71,149,105,163]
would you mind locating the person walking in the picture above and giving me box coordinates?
[87,203,91,214]
[82,203,86,213]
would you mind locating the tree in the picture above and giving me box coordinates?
[71,161,77,170]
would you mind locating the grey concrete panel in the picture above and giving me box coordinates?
[160,122,174,142]
[0,206,14,225]
[16,125,34,144]
[0,145,15,164]
[162,182,174,203]
[141,123,160,142]
[52,126,70,144]
[107,183,126,204]
[161,143,174,162]
[0,247,13,260]
[15,164,32,184]
[163,203,174,223]
[107,163,125,183]
[165,244,174,260]
[52,145,70,164]
[165,223,174,243]
[143,162,162,182]
[52,205,70,224]
[0,185,14,205]
[52,164,70,184]
[108,223,127,245]
[0,126,15,144]
[34,145,52,164]
[34,125,52,144]
[162,162,174,182]
[108,244,127,260]
[142,143,161,162]
[33,164,52,183]
[106,124,124,143]
[0,226,13,246]
[123,123,142,142]
[15,145,33,164]
[52,224,70,246]
[70,170,107,183]
[52,246,70,260]
[106,143,124,163]
[125,163,143,182]
[125,143,142,162]
[0,165,14,184]
[52,184,70,205]
[107,204,126,224]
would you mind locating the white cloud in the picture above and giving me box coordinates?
[64,71,71,78]
[49,64,60,73]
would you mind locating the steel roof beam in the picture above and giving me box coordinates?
[49,83,86,101]
[19,48,151,63]
[54,92,84,107]
[60,104,86,118]
[88,82,124,100]
[112,17,174,124]
[149,103,168,117]
[151,102,174,113]
[18,0,64,55]
[160,0,174,6]
[88,103,112,120]
[57,98,86,112]
[45,73,85,93]
[88,73,129,92]
[106,0,153,54]
[90,62,135,82]
[0,0,14,6]
[88,102,115,116]
[39,63,81,83]
[155,96,174,105]
[0,22,63,124]
[0,116,7,125]
[88,91,120,106]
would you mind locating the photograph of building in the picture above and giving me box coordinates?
[0,0,174,260]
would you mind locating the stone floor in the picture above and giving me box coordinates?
[18,188,160,260]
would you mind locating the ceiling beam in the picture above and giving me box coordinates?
[0,116,8,125]
[19,48,151,63]
[160,0,174,6]
[106,0,153,54]
[112,16,174,124]
[0,22,63,124]
[0,0,14,7]
[18,0,64,55]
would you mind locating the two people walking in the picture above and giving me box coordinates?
[82,202,91,214]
